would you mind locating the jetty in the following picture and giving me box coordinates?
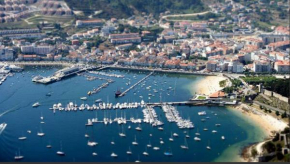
[118,71,154,97]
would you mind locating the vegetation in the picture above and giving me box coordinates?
[167,13,219,21]
[197,96,207,100]
[219,80,227,87]
[65,0,206,18]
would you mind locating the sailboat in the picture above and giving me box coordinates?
[135,155,141,162]
[92,152,98,156]
[119,125,126,137]
[195,128,200,136]
[40,111,44,120]
[147,141,152,148]
[111,138,115,145]
[126,146,132,155]
[135,124,142,131]
[143,146,149,156]
[206,141,211,150]
[132,135,138,145]
[56,142,65,156]
[46,141,52,148]
[180,138,189,149]
[37,126,45,137]
[164,147,173,156]
[111,152,118,158]
[14,149,24,160]
[18,132,27,140]
[169,132,174,142]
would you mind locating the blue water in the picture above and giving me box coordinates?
[0,67,264,162]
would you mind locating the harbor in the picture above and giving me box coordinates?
[0,67,264,162]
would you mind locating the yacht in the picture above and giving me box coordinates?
[194,137,201,141]
[32,102,40,107]
[180,138,189,150]
[56,151,65,156]
[198,111,206,116]
[132,135,138,145]
[169,132,174,142]
[111,152,118,158]
[173,133,179,137]
[153,147,160,150]
[46,145,52,148]
[147,141,152,148]
[18,137,27,140]
[212,130,217,133]
[80,97,87,100]
[143,147,149,156]
[14,150,24,160]
[95,99,102,103]
[126,147,132,155]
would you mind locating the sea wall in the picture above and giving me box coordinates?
[263,89,288,102]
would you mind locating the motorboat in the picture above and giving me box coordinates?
[32,102,40,107]
[221,136,225,140]
[111,152,118,158]
[198,111,206,116]
[194,137,201,141]
[18,137,27,140]
[80,97,87,100]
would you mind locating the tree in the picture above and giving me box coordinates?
[251,148,258,158]
[241,96,246,103]
[263,141,276,153]
[276,111,280,116]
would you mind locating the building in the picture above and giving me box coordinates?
[0,46,14,60]
[109,33,141,44]
[206,60,218,72]
[253,60,271,73]
[274,60,290,73]
[76,19,104,27]
[21,45,55,55]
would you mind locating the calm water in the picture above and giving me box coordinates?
[0,67,265,162]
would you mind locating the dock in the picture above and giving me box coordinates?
[118,71,154,97]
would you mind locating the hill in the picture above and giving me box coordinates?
[64,0,206,18]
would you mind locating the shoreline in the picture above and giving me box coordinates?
[195,75,228,96]
[230,103,288,162]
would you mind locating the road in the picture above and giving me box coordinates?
[253,101,289,115]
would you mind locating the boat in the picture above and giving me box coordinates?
[119,125,126,137]
[160,140,164,144]
[111,152,118,158]
[87,141,98,147]
[135,124,142,131]
[194,137,201,141]
[132,135,138,145]
[32,102,40,107]
[14,150,24,160]
[169,132,174,142]
[143,147,149,156]
[128,125,131,129]
[212,130,217,133]
[221,136,225,140]
[147,141,152,148]
[126,147,132,155]
[85,119,93,126]
[180,138,189,149]
[46,145,52,148]
[46,93,52,97]
[153,147,160,150]
[92,152,98,156]
[95,99,102,103]
[185,134,190,138]
[206,141,211,150]
[173,133,179,137]
[111,138,115,145]
[215,124,221,127]
[0,123,7,134]
[158,127,163,131]
[37,132,45,137]
[57,142,65,156]
[198,111,206,116]
[18,137,27,140]
[27,130,31,134]
[164,148,173,156]
[203,128,208,131]
[80,97,87,100]
[115,89,122,97]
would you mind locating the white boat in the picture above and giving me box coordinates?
[143,150,149,156]
[221,136,225,140]
[158,127,163,131]
[153,147,160,150]
[37,132,45,137]
[126,147,132,155]
[18,137,27,140]
[135,125,142,131]
[0,123,7,135]
[185,135,190,138]
[92,152,98,156]
[173,133,179,137]
[194,137,201,141]
[180,138,189,150]
[95,99,102,103]
[215,124,221,127]
[27,130,31,134]
[147,141,152,148]
[56,151,65,156]
[128,125,131,129]
[169,132,174,142]
[111,152,118,158]
[85,134,89,138]
[87,141,98,147]
[14,150,24,160]
[46,145,52,148]
[206,141,211,150]
[132,135,138,145]
[80,97,87,100]
[32,102,40,107]
[212,130,217,133]
[198,111,206,116]
[160,140,164,144]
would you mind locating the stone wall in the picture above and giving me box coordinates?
[263,89,289,102]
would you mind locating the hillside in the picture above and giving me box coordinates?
[64,0,206,18]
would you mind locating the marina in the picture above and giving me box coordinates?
[0,67,266,162]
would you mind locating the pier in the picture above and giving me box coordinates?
[118,71,154,97]
[1,61,74,67]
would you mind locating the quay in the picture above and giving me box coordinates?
[0,61,74,67]
[118,71,154,97]
[33,64,99,84]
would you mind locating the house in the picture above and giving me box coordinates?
[209,91,226,98]
[274,60,290,73]
[253,60,271,73]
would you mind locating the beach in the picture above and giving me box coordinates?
[195,75,228,96]
[232,103,288,162]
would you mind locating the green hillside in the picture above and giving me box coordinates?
[65,0,206,18]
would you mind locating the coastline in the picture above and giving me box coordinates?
[194,75,227,96]
[229,104,288,162]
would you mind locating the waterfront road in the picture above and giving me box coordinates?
[253,101,289,115]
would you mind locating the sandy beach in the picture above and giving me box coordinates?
[196,75,228,96]
[233,104,288,162]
